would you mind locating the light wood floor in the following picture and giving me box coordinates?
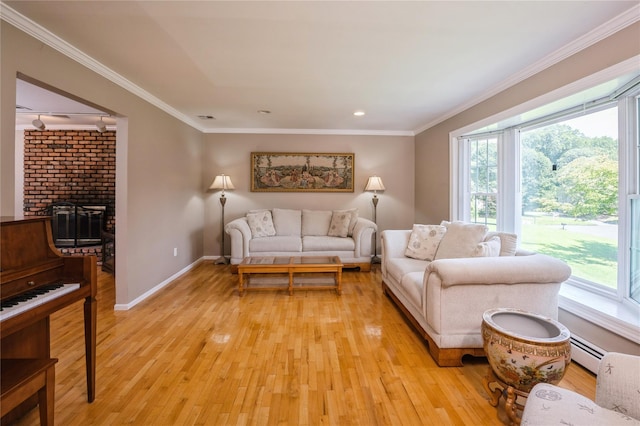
[14,262,596,425]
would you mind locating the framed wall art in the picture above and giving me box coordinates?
[251,152,354,192]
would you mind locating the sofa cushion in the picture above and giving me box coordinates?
[302,235,355,251]
[246,210,276,238]
[328,210,351,237]
[302,209,332,236]
[385,257,428,285]
[435,221,488,259]
[485,231,518,256]
[272,208,301,236]
[249,236,302,252]
[400,272,424,310]
[405,224,447,261]
[472,235,501,257]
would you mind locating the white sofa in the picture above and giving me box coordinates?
[381,222,572,367]
[225,208,376,271]
[522,352,640,425]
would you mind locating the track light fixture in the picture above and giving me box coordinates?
[96,117,107,133]
[32,115,45,131]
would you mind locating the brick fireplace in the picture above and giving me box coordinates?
[23,129,116,261]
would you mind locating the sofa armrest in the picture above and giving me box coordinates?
[352,217,376,257]
[225,217,251,261]
[596,352,640,420]
[381,230,411,258]
[427,253,571,287]
[424,253,571,338]
[381,230,412,277]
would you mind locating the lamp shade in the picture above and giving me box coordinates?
[209,174,235,192]
[364,176,385,192]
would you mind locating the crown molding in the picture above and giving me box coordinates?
[1,2,206,132]
[2,3,406,137]
[203,127,414,136]
[3,2,637,137]
[414,4,640,135]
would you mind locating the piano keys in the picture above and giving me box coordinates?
[1,216,97,421]
[0,282,80,322]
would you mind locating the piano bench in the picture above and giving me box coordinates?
[1,358,58,426]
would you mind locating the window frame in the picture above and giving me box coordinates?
[449,62,640,342]
[517,102,621,297]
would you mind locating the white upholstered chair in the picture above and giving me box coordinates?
[521,352,640,425]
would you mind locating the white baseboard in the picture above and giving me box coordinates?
[114,258,203,310]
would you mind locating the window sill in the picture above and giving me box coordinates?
[559,282,640,344]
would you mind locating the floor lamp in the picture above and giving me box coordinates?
[365,176,385,264]
[210,174,235,264]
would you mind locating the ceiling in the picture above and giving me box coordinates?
[5,1,640,134]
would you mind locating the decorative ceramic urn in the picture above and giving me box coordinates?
[482,308,571,393]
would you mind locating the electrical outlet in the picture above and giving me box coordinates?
[173,248,178,257]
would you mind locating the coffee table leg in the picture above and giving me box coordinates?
[336,268,342,295]
[238,271,244,296]
[288,269,294,296]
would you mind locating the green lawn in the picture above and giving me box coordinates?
[520,218,617,288]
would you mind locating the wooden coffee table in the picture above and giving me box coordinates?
[237,256,343,296]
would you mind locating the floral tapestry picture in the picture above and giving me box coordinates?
[251,152,354,192]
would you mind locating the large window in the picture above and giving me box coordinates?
[456,81,639,307]
[520,107,619,290]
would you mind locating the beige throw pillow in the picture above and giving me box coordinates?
[328,210,351,237]
[405,224,447,261]
[434,221,488,259]
[332,208,359,236]
[246,210,276,238]
[472,235,501,257]
[484,231,518,256]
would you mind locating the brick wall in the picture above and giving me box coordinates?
[23,129,116,258]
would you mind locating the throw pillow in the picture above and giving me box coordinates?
[404,224,447,261]
[434,221,488,259]
[332,208,358,236]
[473,235,502,257]
[328,210,351,237]
[246,210,276,238]
[484,231,518,256]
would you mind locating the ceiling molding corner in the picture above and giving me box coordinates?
[1,2,205,132]
[203,127,414,136]
[413,3,640,136]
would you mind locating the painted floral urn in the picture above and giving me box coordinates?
[482,308,571,393]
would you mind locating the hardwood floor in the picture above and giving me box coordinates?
[13,262,596,425]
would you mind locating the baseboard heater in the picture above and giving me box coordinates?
[570,334,607,374]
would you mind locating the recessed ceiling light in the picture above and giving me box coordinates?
[353,111,365,116]
[258,110,271,114]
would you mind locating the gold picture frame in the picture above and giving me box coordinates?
[251,152,354,192]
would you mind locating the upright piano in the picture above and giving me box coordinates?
[1,216,97,419]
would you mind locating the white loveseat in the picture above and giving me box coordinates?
[381,222,572,367]
[225,208,376,271]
